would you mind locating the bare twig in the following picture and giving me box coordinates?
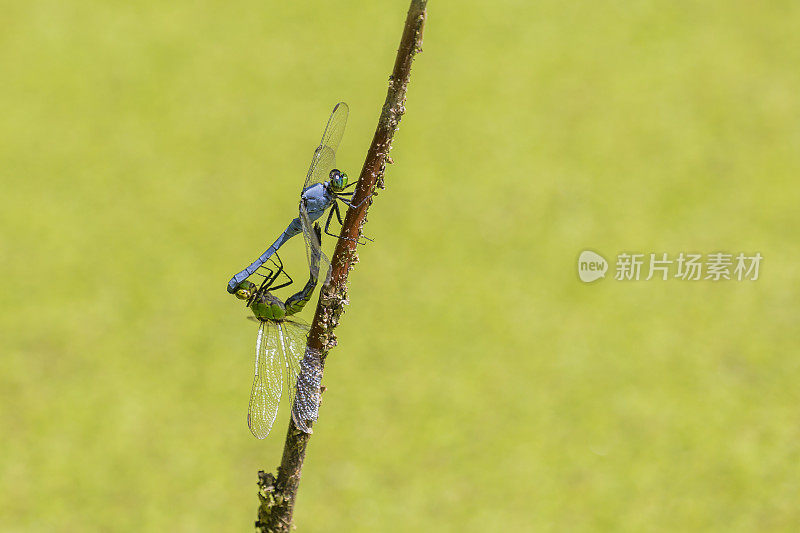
[255,1,428,531]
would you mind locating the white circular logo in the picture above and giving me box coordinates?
[578,250,608,282]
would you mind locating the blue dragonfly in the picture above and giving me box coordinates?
[227,102,369,294]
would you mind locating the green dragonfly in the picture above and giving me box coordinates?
[232,225,323,439]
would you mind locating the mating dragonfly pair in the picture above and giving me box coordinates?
[227,103,369,439]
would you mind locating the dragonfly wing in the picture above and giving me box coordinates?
[292,346,323,434]
[305,146,337,192]
[280,321,320,434]
[278,321,305,417]
[303,102,349,190]
[299,203,331,284]
[248,321,284,439]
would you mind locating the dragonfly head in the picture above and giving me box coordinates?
[234,280,257,301]
[329,169,348,192]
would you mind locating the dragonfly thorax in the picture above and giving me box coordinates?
[235,280,288,321]
[250,291,287,321]
[302,182,332,216]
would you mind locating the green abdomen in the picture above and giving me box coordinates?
[284,277,317,316]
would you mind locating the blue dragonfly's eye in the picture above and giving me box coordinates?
[329,169,347,190]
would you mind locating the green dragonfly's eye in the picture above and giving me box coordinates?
[234,280,257,300]
[235,288,250,300]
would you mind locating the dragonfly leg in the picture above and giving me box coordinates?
[323,203,340,238]
[267,253,294,291]
[268,266,294,292]
[325,201,373,245]
[335,193,372,211]
[254,267,280,300]
[270,252,284,274]
[256,254,293,294]
[333,201,344,225]
[262,266,281,289]
[269,280,292,291]
[323,202,358,243]
[255,266,274,280]
[336,195,374,243]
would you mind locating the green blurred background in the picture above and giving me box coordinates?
[2,1,799,531]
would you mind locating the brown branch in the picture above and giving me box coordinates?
[255,1,428,531]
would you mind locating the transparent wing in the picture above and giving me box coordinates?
[303,102,349,190]
[278,320,311,425]
[305,146,337,192]
[292,346,323,434]
[248,321,284,439]
[300,206,331,284]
